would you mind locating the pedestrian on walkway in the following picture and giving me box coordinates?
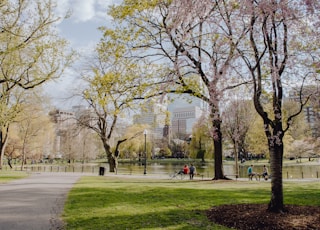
[189,164,196,180]
[262,165,269,180]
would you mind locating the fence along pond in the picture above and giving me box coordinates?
[3,160,319,180]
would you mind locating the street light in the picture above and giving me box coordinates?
[143,129,147,175]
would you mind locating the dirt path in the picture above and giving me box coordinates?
[0,172,82,230]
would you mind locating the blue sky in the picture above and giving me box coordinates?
[55,0,118,48]
[45,0,120,108]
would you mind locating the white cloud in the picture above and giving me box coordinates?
[72,0,96,22]
[55,0,70,17]
[55,0,120,24]
[49,0,122,107]
[53,0,70,26]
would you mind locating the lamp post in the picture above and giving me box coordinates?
[143,129,147,175]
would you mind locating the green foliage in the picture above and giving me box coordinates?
[109,0,165,19]
[117,124,150,159]
[282,100,313,157]
[81,26,161,170]
[246,114,269,157]
[196,149,206,161]
[0,0,73,90]
[189,115,213,159]
[0,0,74,167]
[284,101,312,140]
[63,176,320,229]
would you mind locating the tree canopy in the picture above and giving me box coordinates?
[0,0,74,167]
[103,0,320,212]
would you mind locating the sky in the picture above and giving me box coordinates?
[55,0,118,48]
[47,0,193,111]
[45,0,120,108]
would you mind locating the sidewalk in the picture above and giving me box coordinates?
[0,172,82,230]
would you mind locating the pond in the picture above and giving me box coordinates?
[114,159,320,179]
[8,158,320,180]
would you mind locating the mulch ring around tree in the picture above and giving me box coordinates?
[207,204,320,230]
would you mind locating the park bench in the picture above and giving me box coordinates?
[249,173,270,181]
[169,170,187,179]
[248,173,259,181]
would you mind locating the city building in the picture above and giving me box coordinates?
[168,94,209,138]
[48,109,76,158]
[133,98,167,140]
[171,106,205,138]
[133,94,209,140]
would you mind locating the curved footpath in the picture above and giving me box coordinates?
[0,172,82,230]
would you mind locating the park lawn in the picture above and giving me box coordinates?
[0,171,28,183]
[63,176,320,230]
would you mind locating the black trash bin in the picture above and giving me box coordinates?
[99,167,105,176]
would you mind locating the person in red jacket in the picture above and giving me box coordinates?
[183,164,189,174]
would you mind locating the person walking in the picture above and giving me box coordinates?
[189,164,196,180]
[262,165,269,180]
[247,164,255,180]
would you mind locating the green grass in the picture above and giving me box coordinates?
[0,171,28,183]
[63,177,320,230]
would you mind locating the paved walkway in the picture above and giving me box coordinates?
[0,172,82,230]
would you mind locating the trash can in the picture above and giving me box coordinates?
[99,167,105,176]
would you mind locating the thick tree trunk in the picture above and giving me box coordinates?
[213,137,225,179]
[103,141,115,173]
[0,126,9,170]
[268,138,285,212]
[265,117,286,213]
[108,155,116,173]
[212,118,225,180]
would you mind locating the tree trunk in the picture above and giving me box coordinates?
[101,140,112,173]
[8,158,12,168]
[107,154,116,173]
[21,142,27,171]
[0,130,5,170]
[213,137,224,179]
[0,126,9,170]
[21,152,25,171]
[264,116,285,212]
[212,118,225,180]
[268,137,285,212]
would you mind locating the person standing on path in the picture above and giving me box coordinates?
[262,165,269,180]
[247,164,253,180]
[189,164,196,180]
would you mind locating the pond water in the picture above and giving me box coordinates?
[10,159,320,179]
[114,160,320,179]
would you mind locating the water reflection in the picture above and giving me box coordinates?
[117,161,320,179]
[13,160,320,179]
